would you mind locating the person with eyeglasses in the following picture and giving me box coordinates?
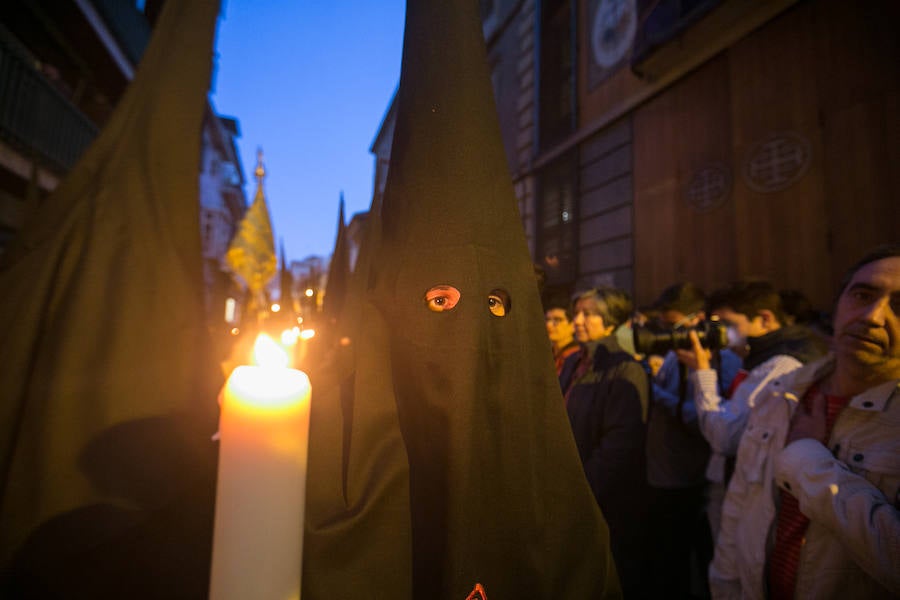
[543,295,581,378]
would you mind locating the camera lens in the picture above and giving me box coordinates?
[632,319,727,355]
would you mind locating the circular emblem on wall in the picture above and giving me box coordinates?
[592,0,637,69]
[742,132,812,193]
[684,163,732,213]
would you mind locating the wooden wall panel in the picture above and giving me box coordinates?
[580,204,631,244]
[633,90,678,306]
[821,92,900,292]
[812,0,900,117]
[576,118,634,292]
[632,54,736,306]
[727,1,831,305]
[628,0,898,309]
[581,175,631,216]
[815,0,900,295]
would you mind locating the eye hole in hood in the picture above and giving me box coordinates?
[488,289,510,317]
[425,285,461,312]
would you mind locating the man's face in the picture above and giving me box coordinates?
[572,298,613,342]
[832,256,900,378]
[545,308,575,346]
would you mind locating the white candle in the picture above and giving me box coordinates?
[209,334,311,600]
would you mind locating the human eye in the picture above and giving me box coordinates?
[425,285,460,312]
[849,287,875,304]
[487,296,504,316]
[487,289,510,317]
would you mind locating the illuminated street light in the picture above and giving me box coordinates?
[281,328,299,345]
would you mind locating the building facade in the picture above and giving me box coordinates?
[0,0,158,251]
[290,255,327,316]
[201,105,248,328]
[483,0,899,309]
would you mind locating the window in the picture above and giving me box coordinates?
[631,0,723,69]
[538,0,576,150]
[536,153,578,286]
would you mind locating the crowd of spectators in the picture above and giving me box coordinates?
[542,243,900,599]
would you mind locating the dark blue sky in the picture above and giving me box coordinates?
[212,1,406,262]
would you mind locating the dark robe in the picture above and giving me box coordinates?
[0,1,221,596]
[564,337,651,598]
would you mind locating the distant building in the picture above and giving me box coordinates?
[345,210,368,272]
[290,255,327,315]
[369,90,398,212]
[347,87,403,274]
[0,0,250,325]
[201,105,248,327]
[344,90,397,275]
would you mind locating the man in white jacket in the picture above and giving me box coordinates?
[679,280,825,538]
[708,244,900,599]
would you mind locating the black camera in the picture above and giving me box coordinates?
[632,319,727,356]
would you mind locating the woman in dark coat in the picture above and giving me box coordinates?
[563,287,651,599]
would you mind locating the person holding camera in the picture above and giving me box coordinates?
[709,245,900,599]
[677,280,826,539]
[560,287,650,598]
[642,282,741,599]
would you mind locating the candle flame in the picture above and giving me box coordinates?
[253,334,290,368]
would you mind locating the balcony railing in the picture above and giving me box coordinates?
[0,34,98,172]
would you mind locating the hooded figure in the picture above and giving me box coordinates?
[0,1,221,596]
[303,1,619,598]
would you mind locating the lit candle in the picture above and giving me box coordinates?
[209,334,311,600]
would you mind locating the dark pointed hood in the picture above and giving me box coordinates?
[0,0,221,593]
[365,0,620,598]
[322,193,351,324]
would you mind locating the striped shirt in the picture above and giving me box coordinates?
[768,383,850,599]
